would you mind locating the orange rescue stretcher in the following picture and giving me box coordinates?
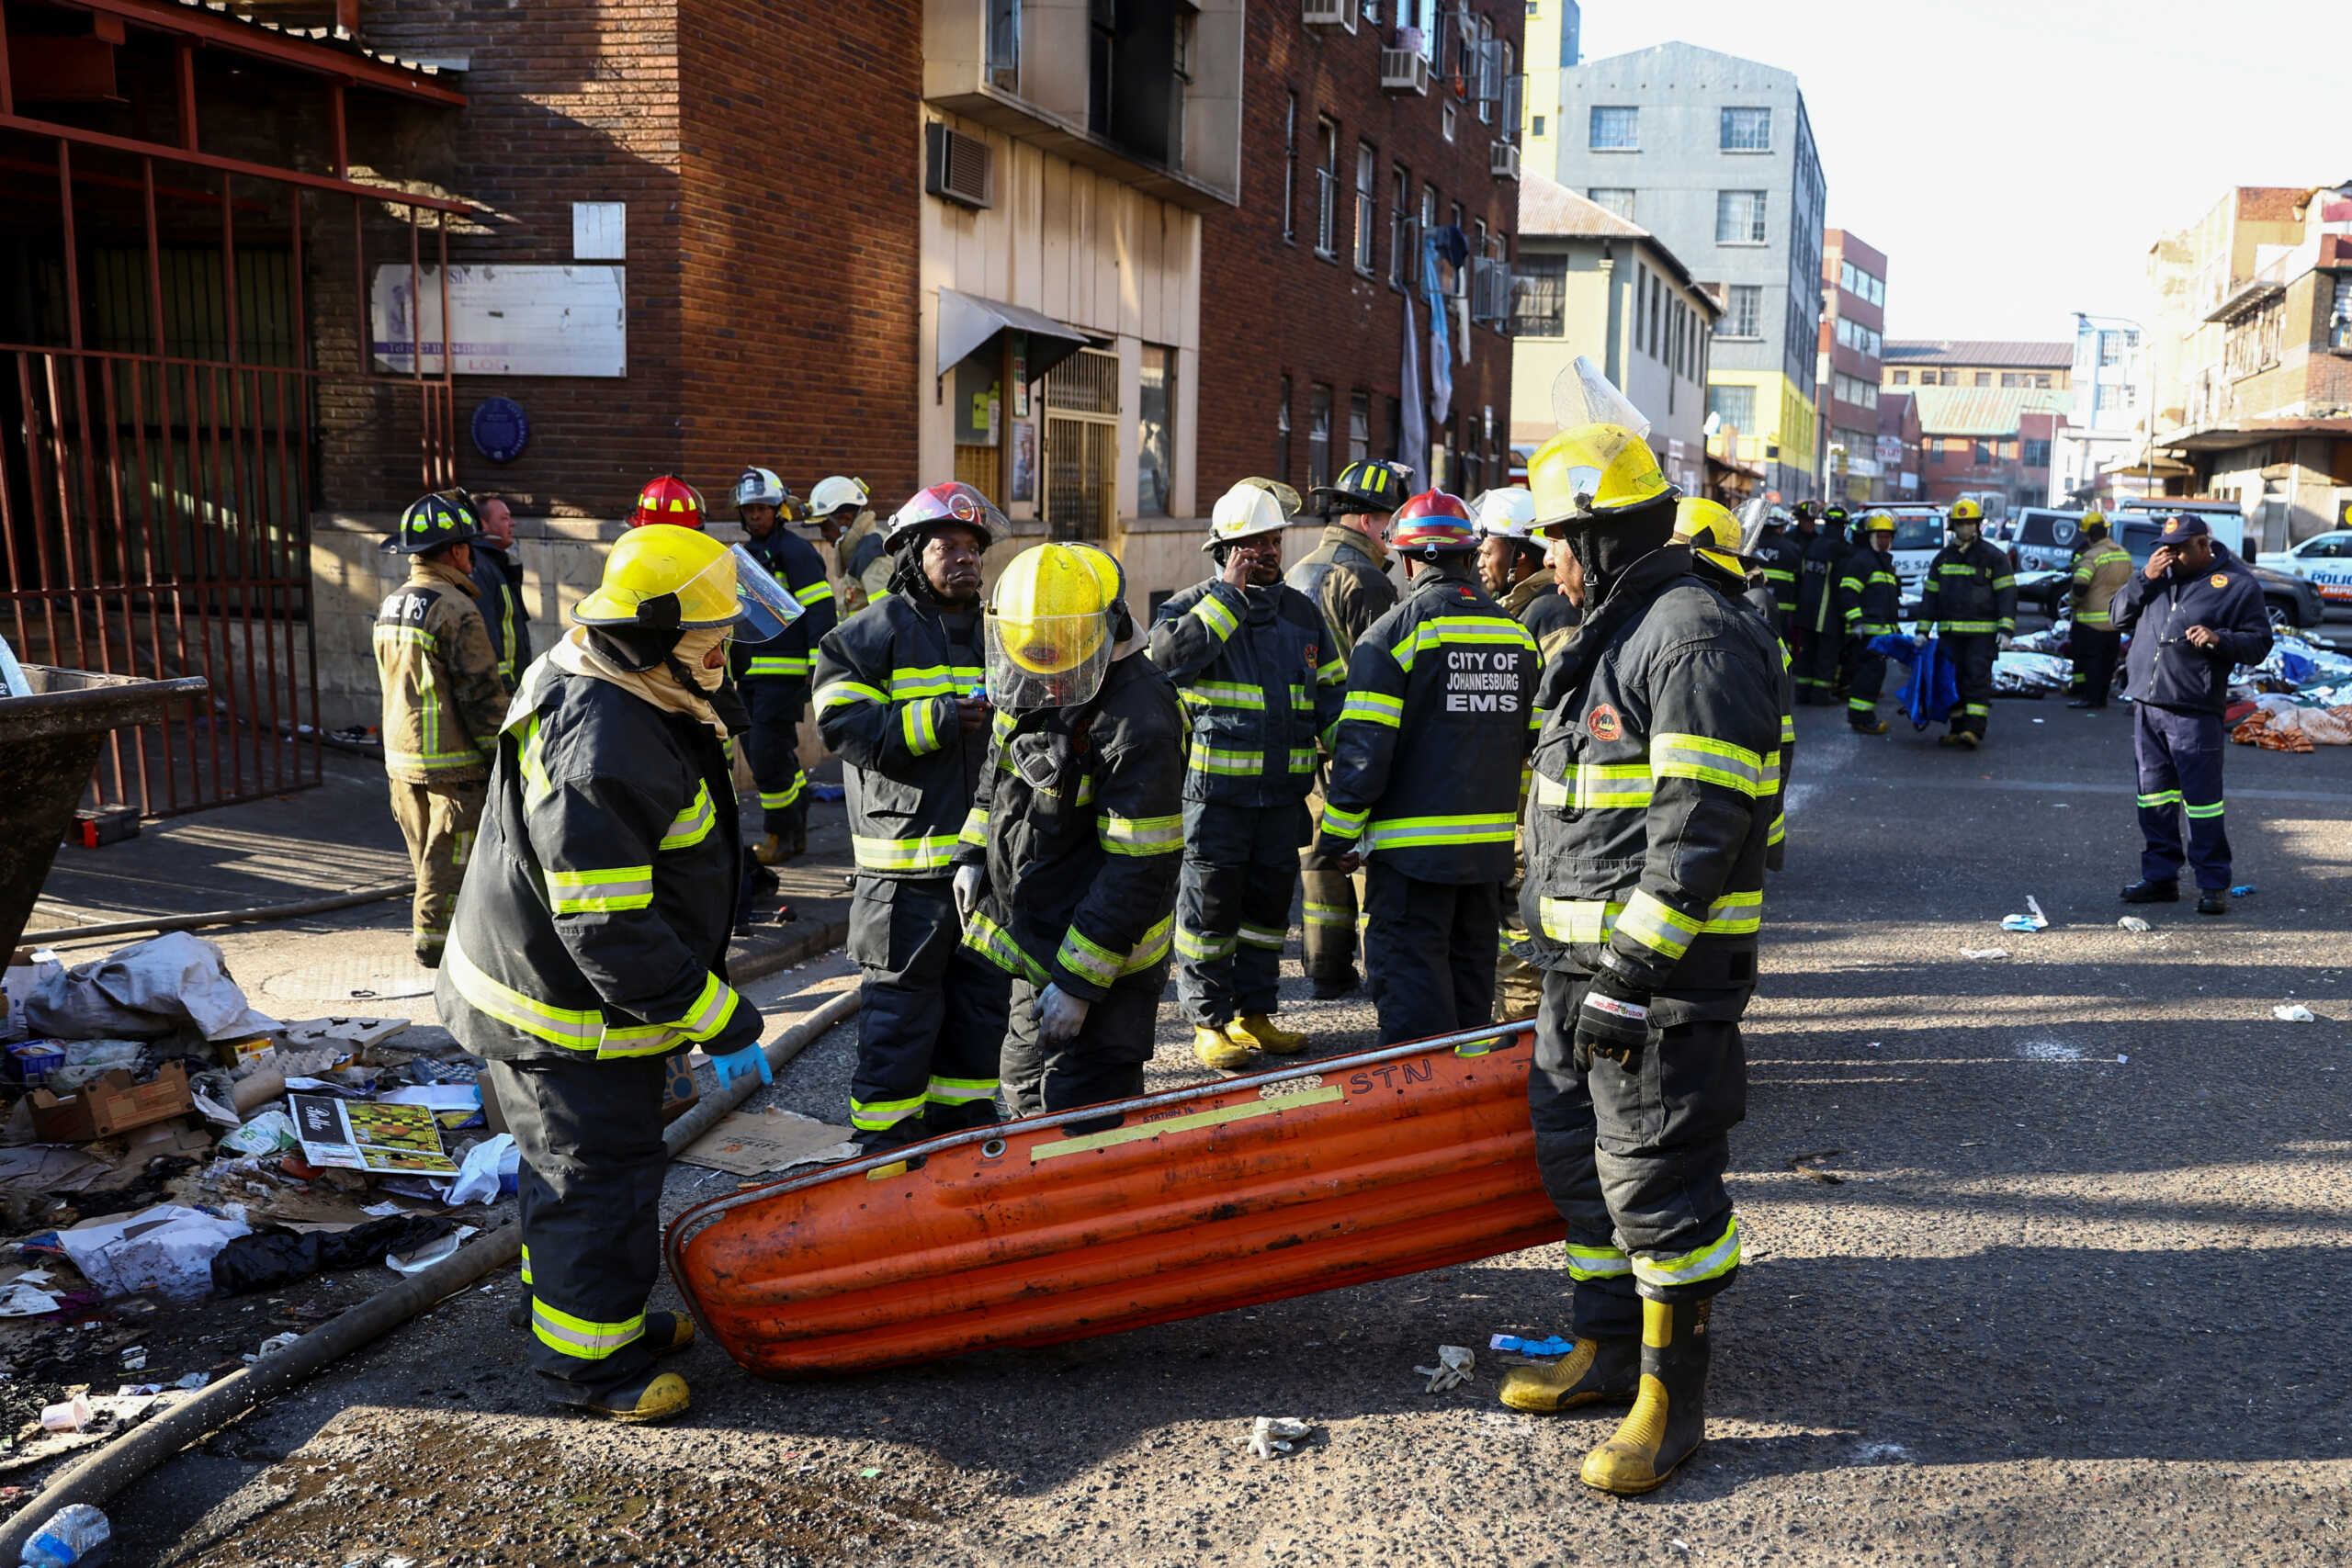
[665,1022,1560,1377]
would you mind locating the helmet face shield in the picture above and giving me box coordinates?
[984,609,1112,710]
[887,481,1007,554]
[1552,355,1652,441]
[721,544,804,643]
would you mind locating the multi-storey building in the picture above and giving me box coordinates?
[1518,0,1580,191]
[1508,173,1718,496]
[1910,388,2067,513]
[1547,42,1826,501]
[1881,340,2071,393]
[2145,183,2352,550]
[2050,318,2145,506]
[1815,229,1886,502]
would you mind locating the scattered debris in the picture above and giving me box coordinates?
[1489,1334,1574,1356]
[1959,948,2010,961]
[1788,1149,1847,1184]
[1244,1416,1313,1459]
[58,1205,251,1298]
[678,1110,856,1178]
[2274,1006,2318,1023]
[1413,1345,1474,1393]
[1998,897,2049,933]
[2118,917,2152,932]
[2230,885,2257,897]
[18,1502,109,1566]
[37,1395,91,1433]
[2017,1042,2086,1062]
[243,1331,300,1363]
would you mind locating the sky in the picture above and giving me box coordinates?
[1578,0,2345,344]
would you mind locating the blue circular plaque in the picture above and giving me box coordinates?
[470,396,530,464]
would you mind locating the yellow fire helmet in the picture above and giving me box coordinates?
[2082,509,2109,536]
[985,541,1127,709]
[1670,497,1753,578]
[572,523,745,631]
[1530,357,1675,529]
[1949,498,1984,524]
[1859,509,1896,537]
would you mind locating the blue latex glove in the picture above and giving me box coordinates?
[709,1043,772,1089]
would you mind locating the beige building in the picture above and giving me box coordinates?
[1509,172,1719,496]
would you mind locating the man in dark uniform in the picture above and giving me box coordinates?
[1918,498,2017,749]
[2111,514,2272,916]
[1751,509,1803,640]
[1793,503,1848,704]
[1835,513,1903,734]
[731,467,837,863]
[466,492,533,687]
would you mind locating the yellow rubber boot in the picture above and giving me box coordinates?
[569,1370,692,1424]
[640,1311,696,1358]
[1193,1025,1255,1071]
[1227,1013,1308,1055]
[754,832,793,866]
[1580,1298,1711,1495]
[1497,1336,1638,1413]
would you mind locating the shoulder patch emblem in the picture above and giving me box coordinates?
[1588,704,1623,742]
[2210,573,2229,589]
[1304,644,1317,668]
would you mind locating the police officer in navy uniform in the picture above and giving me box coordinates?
[2110,514,2272,916]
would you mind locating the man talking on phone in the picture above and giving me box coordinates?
[2110,513,2271,915]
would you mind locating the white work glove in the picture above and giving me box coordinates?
[952,863,986,923]
[1414,1344,1475,1393]
[1245,1417,1313,1459]
[1034,982,1092,1044]
[1914,634,1931,650]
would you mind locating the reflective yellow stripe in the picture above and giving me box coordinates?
[1566,1242,1632,1280]
[545,865,655,914]
[1539,890,1760,946]
[925,1075,1000,1106]
[1099,812,1182,856]
[1176,925,1238,960]
[444,936,685,1058]
[759,773,805,811]
[1238,923,1286,951]
[668,972,741,1043]
[958,806,988,847]
[1193,594,1240,638]
[1193,744,1264,775]
[1340,691,1405,728]
[744,655,810,678]
[795,579,835,606]
[1303,901,1351,926]
[902,695,944,756]
[850,1093,925,1131]
[532,1299,645,1359]
[1649,732,1765,795]
[852,832,962,873]
[1532,764,1652,810]
[1058,926,1126,988]
[2183,798,2225,819]
[1633,1216,1742,1291]
[1288,747,1318,773]
[1319,801,1370,837]
[1618,889,1702,960]
[815,679,886,712]
[373,624,440,651]
[660,783,716,851]
[888,664,986,700]
[1389,614,1537,672]
[1363,812,1516,851]
[1183,681,1265,709]
[961,911,1051,985]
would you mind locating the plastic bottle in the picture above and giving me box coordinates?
[18,1505,109,1568]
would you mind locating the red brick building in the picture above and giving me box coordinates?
[1194,4,1524,509]
[1910,387,2066,513]
[1815,228,1886,502]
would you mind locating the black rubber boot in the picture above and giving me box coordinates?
[1580,1297,1712,1495]
[2197,890,2229,916]
[1498,1336,1638,1413]
[2120,878,2180,904]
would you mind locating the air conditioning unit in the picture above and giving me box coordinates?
[1302,0,1357,31]
[1380,48,1430,96]
[924,122,993,211]
[1488,141,1519,181]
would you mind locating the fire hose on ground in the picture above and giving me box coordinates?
[24,882,418,946]
[0,982,863,1561]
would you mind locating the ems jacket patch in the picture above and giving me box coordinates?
[1588,704,1623,741]
[2210,574,2228,589]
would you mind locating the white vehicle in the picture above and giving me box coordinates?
[1874,504,1945,608]
[2109,498,2245,558]
[2256,530,2352,607]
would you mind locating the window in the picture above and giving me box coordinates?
[2333,276,2352,349]
[1707,383,1756,433]
[1307,383,1333,490]
[2095,382,2135,416]
[1720,107,1770,152]
[987,0,1019,90]
[2098,331,2130,367]
[1389,164,1411,285]
[1476,17,1495,123]
[1531,113,1546,138]
[1893,369,1908,385]
[1354,142,1377,272]
[2000,371,2021,388]
[1939,370,1958,386]
[1587,187,1635,220]
[1282,96,1297,243]
[1589,106,1638,151]
[1137,345,1174,515]
[1833,372,1878,410]
[1512,253,1566,337]
[1276,376,1292,483]
[1421,182,1438,241]
[1973,371,1991,387]
[2023,438,2051,468]
[1722,284,1762,339]
[1442,98,1456,142]
[1451,202,1467,296]
[1315,118,1340,257]
[1973,439,1994,465]
[2032,373,2051,389]
[1349,391,1371,463]
[1715,190,1767,245]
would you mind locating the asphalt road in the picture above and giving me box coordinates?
[108,696,2352,1568]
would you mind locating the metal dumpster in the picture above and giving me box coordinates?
[0,667,209,956]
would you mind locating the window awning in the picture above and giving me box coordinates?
[936,288,1091,383]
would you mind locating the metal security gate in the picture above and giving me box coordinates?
[0,102,464,814]
[1043,346,1118,541]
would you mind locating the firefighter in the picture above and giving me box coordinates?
[812,481,1012,1149]
[1918,498,2016,749]
[730,467,838,863]
[808,476,889,615]
[1311,490,1537,1046]
[628,475,706,530]
[2112,514,2272,915]
[1475,486,1581,652]
[1286,458,1411,998]
[1475,485,1577,1025]
[1496,364,1779,1497]
[2067,512,2132,709]
[1751,509,1803,639]
[1793,502,1849,704]
[437,524,782,1423]
[1676,499,1796,871]
[1836,513,1903,734]
[374,492,510,969]
[953,544,1186,1118]
[1149,480,1344,1071]
[466,492,532,687]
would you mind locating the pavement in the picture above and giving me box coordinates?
[43,690,2352,1567]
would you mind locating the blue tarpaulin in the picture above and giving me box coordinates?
[1883,636,1960,729]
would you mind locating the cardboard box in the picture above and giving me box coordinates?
[29,1063,195,1142]
[661,1055,700,1125]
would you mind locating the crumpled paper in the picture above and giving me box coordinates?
[59,1203,251,1298]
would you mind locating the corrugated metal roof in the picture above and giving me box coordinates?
[1883,339,2072,369]
[1910,386,2070,437]
[1518,170,1646,240]
[166,0,463,81]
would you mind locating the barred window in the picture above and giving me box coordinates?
[1511,253,1566,337]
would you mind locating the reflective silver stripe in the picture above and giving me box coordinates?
[661,784,716,851]
[1100,813,1183,855]
[1649,732,1765,795]
[1632,1216,1742,1291]
[1175,925,1238,961]
[1617,890,1701,960]
[1238,923,1287,950]
[545,867,655,913]
[531,1301,645,1359]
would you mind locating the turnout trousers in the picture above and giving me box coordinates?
[1299,786,1363,985]
[1942,633,1996,739]
[741,674,809,836]
[1793,619,1843,705]
[388,778,484,960]
[1844,637,1888,728]
[2071,627,2120,705]
[1177,798,1312,1028]
[847,874,1013,1150]
[1002,962,1170,1129]
[1363,863,1499,1045]
[488,1055,669,1399]
[2134,703,2233,891]
[1527,970,1748,1341]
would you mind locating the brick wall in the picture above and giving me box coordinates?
[1196,7,1524,504]
[675,0,922,508]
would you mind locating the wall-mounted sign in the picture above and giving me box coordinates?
[370,265,627,378]
[469,396,530,464]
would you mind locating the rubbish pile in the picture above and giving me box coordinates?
[2227,629,2352,750]
[0,931,567,1478]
